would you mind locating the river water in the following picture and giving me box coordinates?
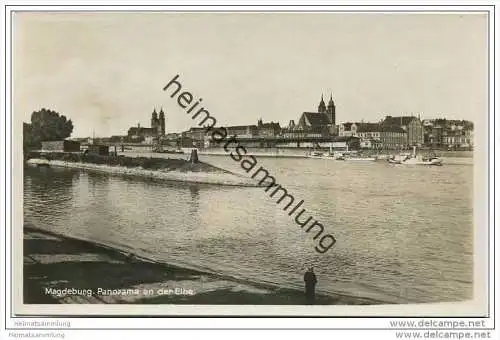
[23,153,473,304]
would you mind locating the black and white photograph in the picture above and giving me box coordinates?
[7,6,493,326]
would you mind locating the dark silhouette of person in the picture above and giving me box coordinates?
[304,267,317,304]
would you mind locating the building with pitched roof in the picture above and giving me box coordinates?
[379,125,407,149]
[339,122,355,136]
[183,119,282,148]
[257,118,281,137]
[381,115,424,146]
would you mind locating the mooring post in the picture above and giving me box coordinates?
[189,148,199,163]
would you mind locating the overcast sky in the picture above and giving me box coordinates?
[14,12,488,138]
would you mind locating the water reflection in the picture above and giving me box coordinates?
[24,166,79,218]
[187,185,200,214]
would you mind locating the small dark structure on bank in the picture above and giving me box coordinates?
[41,140,81,153]
[189,149,199,163]
[86,144,109,156]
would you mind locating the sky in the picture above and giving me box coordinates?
[14,12,488,138]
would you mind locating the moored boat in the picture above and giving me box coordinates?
[388,147,443,166]
[157,149,185,154]
[306,151,326,159]
[401,155,443,166]
[387,157,401,164]
[374,154,392,161]
[344,156,377,162]
[307,144,345,160]
[306,151,345,160]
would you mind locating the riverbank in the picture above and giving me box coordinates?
[23,225,383,305]
[25,152,256,187]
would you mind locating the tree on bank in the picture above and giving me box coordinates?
[23,108,74,151]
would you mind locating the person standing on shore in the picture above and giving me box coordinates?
[304,267,317,304]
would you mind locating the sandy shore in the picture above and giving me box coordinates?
[23,225,382,305]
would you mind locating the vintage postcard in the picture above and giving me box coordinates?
[9,8,491,319]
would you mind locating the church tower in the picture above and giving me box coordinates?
[318,94,326,113]
[151,108,159,134]
[159,108,166,136]
[327,94,336,125]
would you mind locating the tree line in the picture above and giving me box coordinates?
[23,108,74,151]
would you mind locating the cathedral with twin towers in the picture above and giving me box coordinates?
[317,93,336,124]
[127,108,166,139]
[151,108,166,136]
[291,94,337,136]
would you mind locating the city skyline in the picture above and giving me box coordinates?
[15,12,487,138]
[121,100,474,139]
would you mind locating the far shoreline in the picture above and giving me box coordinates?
[120,146,474,159]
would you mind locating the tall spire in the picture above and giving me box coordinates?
[318,94,326,113]
[158,107,166,136]
[327,93,336,125]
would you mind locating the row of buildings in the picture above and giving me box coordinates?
[422,119,474,149]
[336,117,473,150]
[120,95,473,150]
